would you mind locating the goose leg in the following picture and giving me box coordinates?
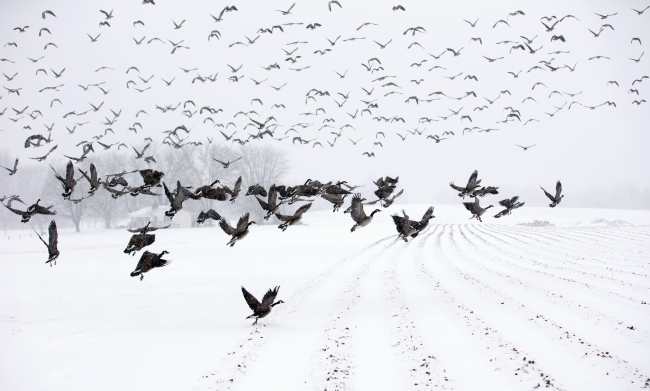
[350,224,357,232]
[140,274,144,281]
[252,318,258,326]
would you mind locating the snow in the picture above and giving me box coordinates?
[1,205,649,391]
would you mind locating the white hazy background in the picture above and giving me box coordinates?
[0,0,649,208]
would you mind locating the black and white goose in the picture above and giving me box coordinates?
[51,161,78,199]
[255,184,283,220]
[494,196,525,218]
[130,250,171,280]
[163,180,200,218]
[450,170,481,198]
[219,213,256,247]
[463,197,493,222]
[276,202,312,231]
[541,181,564,207]
[197,209,222,224]
[241,286,284,326]
[78,163,102,195]
[350,193,381,232]
[33,220,59,266]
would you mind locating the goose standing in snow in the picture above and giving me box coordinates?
[350,193,381,232]
[130,250,171,280]
[241,286,284,326]
[541,181,564,207]
[33,220,59,266]
[463,197,493,222]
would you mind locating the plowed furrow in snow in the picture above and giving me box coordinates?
[461,225,650,325]
[416,224,648,390]
[471,224,650,293]
[454,225,650,368]
[479,225,647,275]
[376,225,454,390]
[192,234,396,391]
[488,225,649,274]
[398,225,564,391]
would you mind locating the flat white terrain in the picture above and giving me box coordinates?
[1,205,649,391]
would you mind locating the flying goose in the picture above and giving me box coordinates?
[163,180,200,218]
[78,163,102,195]
[391,210,417,242]
[276,202,312,231]
[0,158,18,175]
[241,286,284,326]
[130,250,171,280]
[33,220,59,266]
[541,181,564,207]
[350,193,381,232]
[124,232,156,256]
[412,206,435,234]
[213,156,242,168]
[4,199,35,223]
[51,161,78,199]
[139,169,165,188]
[128,221,171,234]
[494,196,525,218]
[471,186,499,198]
[256,185,283,219]
[463,198,493,222]
[245,184,267,197]
[449,170,481,198]
[321,193,348,212]
[27,199,56,218]
[197,209,222,224]
[220,213,256,247]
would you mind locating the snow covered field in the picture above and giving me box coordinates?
[1,205,649,391]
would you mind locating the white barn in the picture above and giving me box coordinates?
[127,203,196,230]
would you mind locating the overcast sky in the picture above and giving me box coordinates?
[0,0,649,208]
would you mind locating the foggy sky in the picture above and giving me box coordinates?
[0,0,649,209]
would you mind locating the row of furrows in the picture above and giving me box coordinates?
[195,234,396,390]
[470,224,650,301]
[481,225,650,281]
[456,224,649,351]
[382,228,454,390]
[512,227,650,265]
[412,225,564,390]
[430,224,648,388]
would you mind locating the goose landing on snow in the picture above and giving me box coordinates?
[241,286,284,326]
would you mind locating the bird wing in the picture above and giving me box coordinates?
[48,220,58,252]
[268,185,278,207]
[555,181,562,199]
[162,182,174,204]
[421,206,434,221]
[466,170,478,188]
[233,176,242,193]
[540,186,555,201]
[241,286,261,311]
[260,286,279,309]
[219,217,236,235]
[463,202,476,213]
[498,199,512,208]
[236,213,250,232]
[350,194,368,223]
[449,182,466,192]
[294,202,312,216]
[255,196,270,210]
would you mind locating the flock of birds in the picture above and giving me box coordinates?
[0,1,638,325]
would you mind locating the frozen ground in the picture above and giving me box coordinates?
[1,205,649,391]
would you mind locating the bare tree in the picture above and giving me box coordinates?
[231,144,290,221]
